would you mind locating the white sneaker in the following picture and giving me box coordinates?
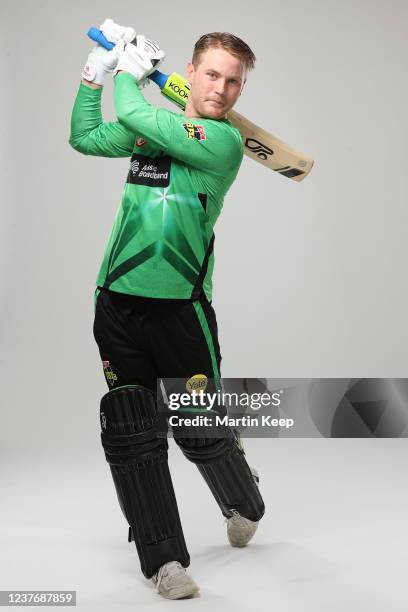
[151,561,199,599]
[227,509,259,547]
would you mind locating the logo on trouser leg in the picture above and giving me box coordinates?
[102,360,118,387]
[186,374,208,393]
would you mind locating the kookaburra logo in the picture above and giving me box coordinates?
[245,138,274,160]
[168,80,189,99]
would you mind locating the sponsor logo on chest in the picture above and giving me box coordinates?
[127,153,171,187]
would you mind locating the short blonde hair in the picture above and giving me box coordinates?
[192,32,256,72]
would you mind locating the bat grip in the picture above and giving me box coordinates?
[86,27,167,88]
[87,27,114,50]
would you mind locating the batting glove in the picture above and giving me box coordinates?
[115,35,165,82]
[100,18,136,45]
[81,41,125,86]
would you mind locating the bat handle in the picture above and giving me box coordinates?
[86,27,167,88]
[87,27,114,50]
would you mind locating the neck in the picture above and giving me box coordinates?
[184,99,200,119]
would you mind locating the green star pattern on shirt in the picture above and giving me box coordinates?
[105,185,211,288]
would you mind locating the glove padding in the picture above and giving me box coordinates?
[115,35,165,82]
[82,41,124,85]
[82,18,136,86]
[99,18,136,45]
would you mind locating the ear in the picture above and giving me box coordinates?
[239,77,247,96]
[186,62,195,83]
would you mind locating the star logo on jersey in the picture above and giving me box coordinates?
[183,122,207,141]
[104,183,213,291]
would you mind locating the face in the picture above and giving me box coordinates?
[185,47,247,119]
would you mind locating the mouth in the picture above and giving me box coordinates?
[207,100,224,108]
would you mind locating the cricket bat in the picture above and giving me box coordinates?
[87,27,314,181]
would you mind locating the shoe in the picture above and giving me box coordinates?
[151,561,199,600]
[227,509,259,547]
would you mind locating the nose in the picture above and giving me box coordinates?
[214,78,226,96]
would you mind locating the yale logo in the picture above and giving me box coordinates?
[186,374,208,394]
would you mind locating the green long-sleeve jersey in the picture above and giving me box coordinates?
[69,72,243,300]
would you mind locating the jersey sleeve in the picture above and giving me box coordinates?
[69,83,135,157]
[114,72,243,175]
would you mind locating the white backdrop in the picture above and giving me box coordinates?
[1,0,408,449]
[1,2,407,609]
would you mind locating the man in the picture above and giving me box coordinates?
[70,19,265,600]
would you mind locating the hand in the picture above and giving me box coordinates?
[99,18,136,45]
[81,40,124,86]
[115,35,165,82]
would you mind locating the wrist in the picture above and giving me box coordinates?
[81,79,103,89]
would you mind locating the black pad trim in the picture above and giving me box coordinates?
[175,433,265,522]
[100,386,190,577]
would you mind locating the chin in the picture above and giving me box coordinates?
[202,105,226,120]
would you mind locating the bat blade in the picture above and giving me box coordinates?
[228,109,314,182]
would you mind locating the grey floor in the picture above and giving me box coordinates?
[1,439,407,611]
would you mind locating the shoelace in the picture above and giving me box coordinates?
[154,561,184,589]
[224,509,243,525]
